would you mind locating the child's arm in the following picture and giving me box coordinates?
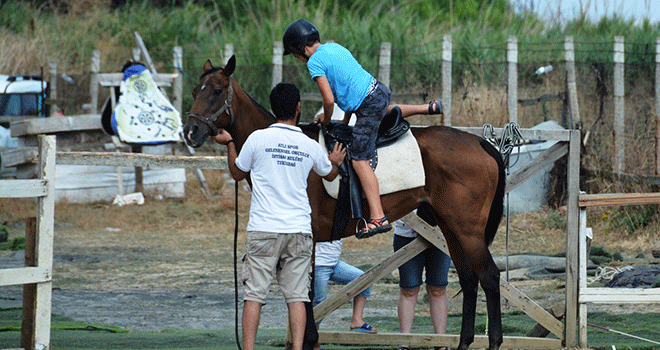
[314,76,334,125]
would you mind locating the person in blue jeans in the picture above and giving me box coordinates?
[313,239,376,346]
[393,207,452,350]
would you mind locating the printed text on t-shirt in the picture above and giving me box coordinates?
[265,143,310,167]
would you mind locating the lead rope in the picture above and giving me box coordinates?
[234,180,243,350]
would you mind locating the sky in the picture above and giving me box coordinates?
[519,0,660,25]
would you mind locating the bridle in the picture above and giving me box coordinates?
[186,80,235,136]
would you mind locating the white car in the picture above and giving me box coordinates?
[0,74,49,126]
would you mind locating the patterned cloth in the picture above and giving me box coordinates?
[112,64,182,144]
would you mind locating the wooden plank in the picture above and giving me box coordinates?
[10,114,102,137]
[442,34,452,125]
[579,192,660,207]
[313,237,430,321]
[0,267,51,286]
[21,217,37,350]
[565,130,581,348]
[507,36,518,123]
[401,212,449,254]
[0,147,38,167]
[0,179,48,198]
[33,135,55,350]
[457,127,571,142]
[57,151,227,169]
[500,280,563,338]
[613,36,625,173]
[318,331,561,350]
[97,73,174,87]
[580,288,660,303]
[505,142,568,194]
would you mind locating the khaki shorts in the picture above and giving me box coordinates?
[242,231,313,304]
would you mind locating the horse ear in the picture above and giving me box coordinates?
[223,55,236,76]
[202,59,214,73]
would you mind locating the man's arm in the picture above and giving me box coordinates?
[313,76,334,125]
[212,130,249,182]
[322,142,346,182]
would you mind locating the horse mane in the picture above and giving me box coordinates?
[200,67,223,79]
[243,89,276,121]
[479,138,506,246]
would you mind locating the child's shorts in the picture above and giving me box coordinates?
[351,80,391,161]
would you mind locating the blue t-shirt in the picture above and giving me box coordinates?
[307,43,374,112]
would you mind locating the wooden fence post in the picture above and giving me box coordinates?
[442,35,452,126]
[565,130,581,348]
[132,48,141,62]
[655,37,660,175]
[21,217,37,350]
[90,51,100,114]
[173,46,183,114]
[565,36,580,129]
[507,36,518,124]
[223,44,234,65]
[49,59,58,115]
[378,42,391,88]
[272,41,283,89]
[613,36,625,174]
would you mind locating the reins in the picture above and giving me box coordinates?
[187,80,235,136]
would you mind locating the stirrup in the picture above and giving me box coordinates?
[356,217,392,239]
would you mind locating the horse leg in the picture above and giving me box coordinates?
[477,249,503,350]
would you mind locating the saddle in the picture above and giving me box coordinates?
[320,107,411,240]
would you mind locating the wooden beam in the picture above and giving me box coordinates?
[457,127,571,142]
[10,115,102,137]
[318,331,562,350]
[0,267,51,286]
[313,237,430,321]
[579,192,660,207]
[505,142,568,193]
[57,151,227,169]
[500,280,563,338]
[0,147,38,167]
[0,179,48,198]
[97,73,174,87]
[580,288,660,303]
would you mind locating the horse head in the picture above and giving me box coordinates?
[183,56,237,148]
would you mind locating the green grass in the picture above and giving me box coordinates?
[2,308,659,349]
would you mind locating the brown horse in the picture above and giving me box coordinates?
[184,56,506,350]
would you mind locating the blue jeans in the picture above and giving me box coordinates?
[393,234,451,289]
[313,261,370,307]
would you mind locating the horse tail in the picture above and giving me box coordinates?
[479,139,506,246]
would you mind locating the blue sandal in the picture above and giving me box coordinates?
[350,322,377,333]
[428,99,443,115]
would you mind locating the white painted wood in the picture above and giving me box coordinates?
[10,114,102,137]
[49,59,58,115]
[97,73,175,87]
[580,288,660,303]
[0,267,51,286]
[57,151,227,169]
[507,36,518,124]
[0,179,48,197]
[565,36,580,126]
[457,126,571,141]
[613,36,625,173]
[442,34,452,126]
[172,46,183,114]
[378,42,391,88]
[90,50,100,114]
[505,142,568,193]
[272,41,283,89]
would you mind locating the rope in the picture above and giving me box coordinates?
[588,322,660,345]
[233,180,243,350]
[482,122,525,164]
[587,265,634,285]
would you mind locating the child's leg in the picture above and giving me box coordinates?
[352,159,386,222]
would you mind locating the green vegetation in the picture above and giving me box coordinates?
[2,308,659,349]
[1,0,659,113]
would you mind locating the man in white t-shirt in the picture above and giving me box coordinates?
[213,83,346,350]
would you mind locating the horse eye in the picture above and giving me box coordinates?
[213,89,222,96]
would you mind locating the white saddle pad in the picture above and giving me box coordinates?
[112,65,182,144]
[321,129,426,199]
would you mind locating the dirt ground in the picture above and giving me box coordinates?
[1,173,660,333]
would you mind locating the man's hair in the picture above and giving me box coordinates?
[270,83,301,121]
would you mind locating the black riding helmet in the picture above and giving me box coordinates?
[282,19,320,57]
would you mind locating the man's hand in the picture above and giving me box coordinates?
[328,142,347,167]
[212,129,233,145]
